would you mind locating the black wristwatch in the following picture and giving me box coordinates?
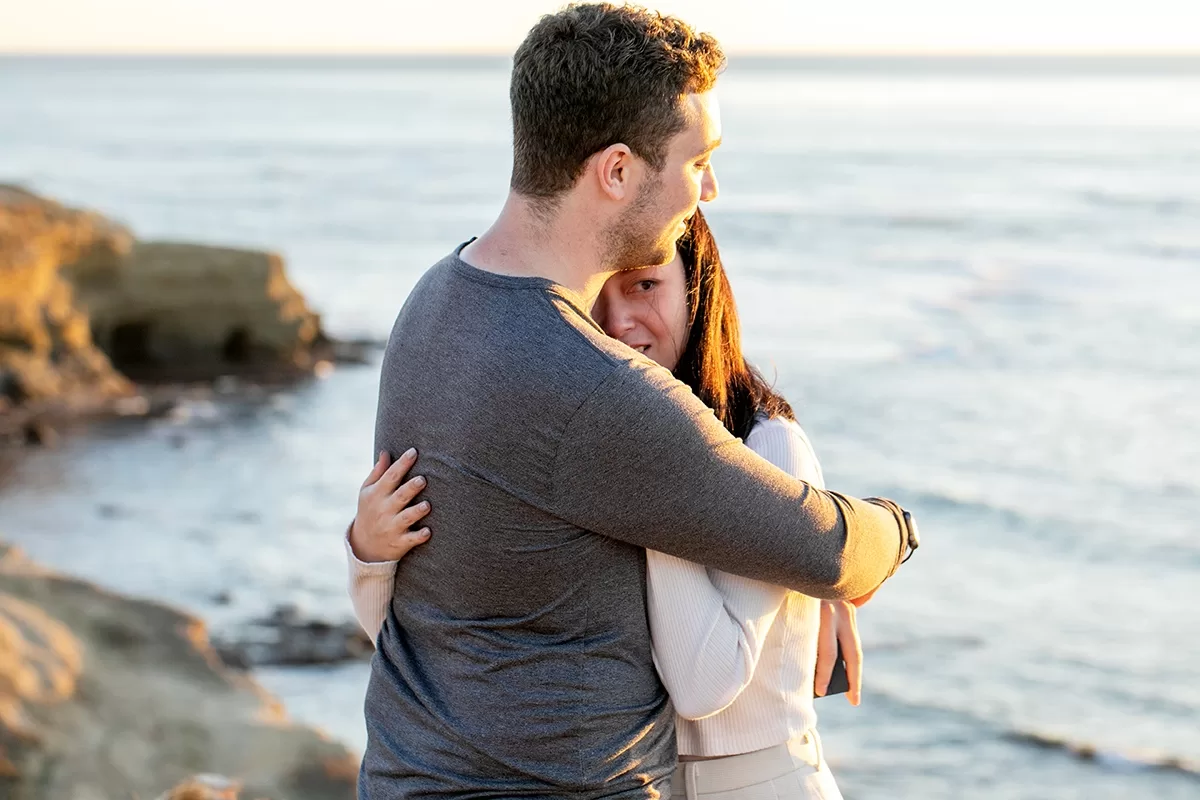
[901,510,920,563]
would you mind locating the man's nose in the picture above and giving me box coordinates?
[700,163,719,203]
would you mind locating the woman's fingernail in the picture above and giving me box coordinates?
[420,501,430,510]
[415,476,426,487]
[404,447,417,459]
[379,450,387,460]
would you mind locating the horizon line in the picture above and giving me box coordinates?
[4,48,1200,59]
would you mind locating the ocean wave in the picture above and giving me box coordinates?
[1133,243,1200,262]
[865,214,969,232]
[904,489,1028,524]
[865,689,1200,782]
[866,633,986,653]
[1080,190,1200,217]
[902,487,1200,567]
[1005,730,1200,779]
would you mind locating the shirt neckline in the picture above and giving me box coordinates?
[446,240,605,335]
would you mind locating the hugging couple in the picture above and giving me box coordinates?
[341,4,919,799]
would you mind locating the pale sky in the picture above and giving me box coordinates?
[2,0,1198,54]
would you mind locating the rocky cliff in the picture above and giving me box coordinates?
[0,186,330,441]
[68,240,323,379]
[0,186,135,431]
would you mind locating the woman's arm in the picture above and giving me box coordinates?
[346,525,399,643]
[647,417,824,720]
[345,451,432,644]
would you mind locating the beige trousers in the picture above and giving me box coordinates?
[669,732,844,800]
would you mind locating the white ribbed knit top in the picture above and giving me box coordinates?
[346,415,824,758]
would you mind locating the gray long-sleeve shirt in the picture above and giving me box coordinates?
[360,246,908,799]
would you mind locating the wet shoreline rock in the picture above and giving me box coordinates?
[213,604,374,670]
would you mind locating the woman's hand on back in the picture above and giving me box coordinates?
[348,449,432,564]
[814,600,863,706]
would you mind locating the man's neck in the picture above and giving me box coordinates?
[460,194,614,308]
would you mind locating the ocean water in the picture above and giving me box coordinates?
[1,55,1199,799]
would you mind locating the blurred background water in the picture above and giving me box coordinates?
[1,55,1199,799]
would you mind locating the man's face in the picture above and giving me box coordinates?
[605,91,722,271]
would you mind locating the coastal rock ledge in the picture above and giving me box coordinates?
[1,185,333,442]
[0,186,135,434]
[0,541,358,800]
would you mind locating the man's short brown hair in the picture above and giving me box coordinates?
[509,3,725,202]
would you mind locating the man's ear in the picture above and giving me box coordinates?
[592,144,635,201]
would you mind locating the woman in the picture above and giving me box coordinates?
[347,210,864,799]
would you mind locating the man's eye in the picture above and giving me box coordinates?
[695,160,710,170]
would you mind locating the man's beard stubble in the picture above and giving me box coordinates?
[601,172,679,272]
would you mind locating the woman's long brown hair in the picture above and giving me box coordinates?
[672,209,795,440]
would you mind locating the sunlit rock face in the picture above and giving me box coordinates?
[0,185,135,424]
[74,240,324,380]
[1,185,333,444]
[0,541,358,799]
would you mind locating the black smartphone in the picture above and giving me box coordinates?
[816,641,850,698]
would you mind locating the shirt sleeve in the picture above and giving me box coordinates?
[647,417,825,720]
[344,522,398,645]
[551,360,907,600]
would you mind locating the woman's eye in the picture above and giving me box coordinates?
[633,280,657,293]
[694,160,709,171]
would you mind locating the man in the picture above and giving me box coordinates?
[361,4,917,798]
